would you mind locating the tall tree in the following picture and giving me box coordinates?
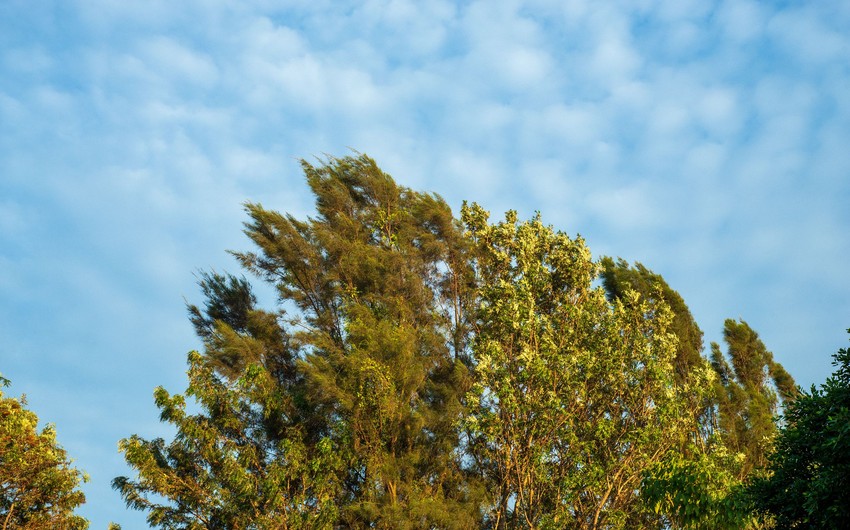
[117,155,480,528]
[461,205,709,529]
[235,155,478,528]
[750,330,850,529]
[710,319,797,479]
[1,375,89,530]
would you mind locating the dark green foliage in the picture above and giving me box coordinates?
[750,331,850,529]
[188,272,256,339]
[187,270,297,385]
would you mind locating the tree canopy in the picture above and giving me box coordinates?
[0,375,89,530]
[114,154,805,529]
[461,205,711,529]
[750,331,850,529]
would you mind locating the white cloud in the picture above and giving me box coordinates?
[2,46,54,74]
[695,87,740,139]
[717,0,766,43]
[138,36,220,88]
[768,7,849,66]
[588,34,641,84]
[585,184,662,232]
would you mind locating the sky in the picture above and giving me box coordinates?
[1,0,848,527]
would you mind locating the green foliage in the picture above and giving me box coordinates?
[115,154,803,528]
[236,155,479,528]
[0,376,89,530]
[642,438,756,530]
[599,258,705,385]
[710,319,797,479]
[750,331,850,529]
[117,155,480,529]
[461,205,711,529]
[114,352,343,529]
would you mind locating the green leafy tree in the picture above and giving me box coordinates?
[0,375,88,530]
[750,331,850,529]
[710,319,797,479]
[461,205,711,529]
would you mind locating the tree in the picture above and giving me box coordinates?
[0,375,88,530]
[710,319,797,479]
[750,330,850,529]
[235,155,479,528]
[117,155,481,528]
[114,353,343,529]
[461,205,711,529]
[115,153,799,528]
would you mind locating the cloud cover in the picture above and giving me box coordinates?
[2,0,849,526]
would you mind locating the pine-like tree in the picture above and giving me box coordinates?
[710,319,797,479]
[116,155,481,528]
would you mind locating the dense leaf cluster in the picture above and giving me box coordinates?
[750,333,850,529]
[0,375,89,529]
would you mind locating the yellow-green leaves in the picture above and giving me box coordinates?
[461,205,700,529]
[642,438,757,530]
[115,353,343,529]
[1,377,89,529]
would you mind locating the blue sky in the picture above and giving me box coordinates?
[1,1,848,527]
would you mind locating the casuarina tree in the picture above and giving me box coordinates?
[116,155,480,529]
[710,319,797,479]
